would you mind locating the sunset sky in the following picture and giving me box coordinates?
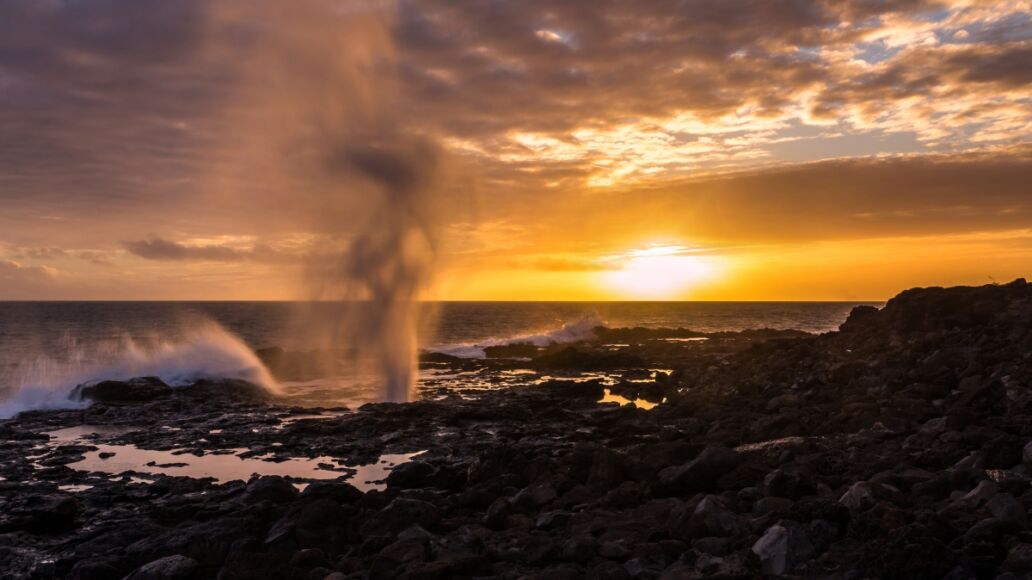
[1,0,1030,301]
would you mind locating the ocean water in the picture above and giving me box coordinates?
[0,301,876,416]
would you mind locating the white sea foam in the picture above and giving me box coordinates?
[429,315,604,359]
[0,321,277,419]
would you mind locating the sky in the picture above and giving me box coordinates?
[0,0,1030,301]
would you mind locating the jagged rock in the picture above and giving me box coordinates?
[562,534,597,562]
[754,496,794,515]
[751,522,814,575]
[125,555,199,580]
[484,343,541,358]
[300,480,363,503]
[673,496,738,539]
[67,558,122,580]
[71,377,172,402]
[838,481,876,511]
[956,480,998,507]
[241,476,299,504]
[7,279,1032,580]
[1022,441,1032,467]
[1004,543,1032,574]
[365,498,441,536]
[9,494,79,534]
[764,466,817,499]
[987,493,1029,528]
[369,539,428,580]
[484,497,511,529]
[655,446,741,494]
[385,460,436,488]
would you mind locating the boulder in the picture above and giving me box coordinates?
[1004,543,1032,574]
[751,522,814,575]
[16,495,78,534]
[364,498,441,536]
[70,377,172,402]
[385,461,436,489]
[682,496,738,538]
[125,555,199,580]
[241,476,299,505]
[655,446,741,494]
[987,493,1029,528]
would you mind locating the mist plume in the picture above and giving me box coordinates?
[208,0,449,402]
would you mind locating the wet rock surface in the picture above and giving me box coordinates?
[2,280,1032,578]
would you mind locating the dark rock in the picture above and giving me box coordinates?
[125,555,199,580]
[692,536,732,556]
[71,377,172,402]
[535,347,644,370]
[385,460,436,488]
[126,517,254,568]
[986,493,1029,529]
[241,476,299,504]
[365,498,441,536]
[754,496,794,515]
[591,560,631,580]
[484,342,541,358]
[562,534,597,563]
[764,466,817,499]
[683,496,738,538]
[300,480,363,503]
[67,558,122,580]
[751,521,814,575]
[655,446,741,494]
[483,497,511,529]
[1003,543,1032,574]
[13,494,79,533]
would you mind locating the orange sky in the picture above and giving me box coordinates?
[0,0,1030,300]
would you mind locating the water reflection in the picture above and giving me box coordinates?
[44,426,423,492]
[597,388,662,410]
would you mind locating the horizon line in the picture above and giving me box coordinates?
[0,298,888,304]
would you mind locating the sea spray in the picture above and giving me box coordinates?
[0,321,277,419]
[430,315,605,359]
[207,0,450,402]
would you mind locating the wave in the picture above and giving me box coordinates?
[0,321,278,419]
[429,315,604,359]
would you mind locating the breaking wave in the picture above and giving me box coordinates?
[429,315,604,359]
[0,322,277,419]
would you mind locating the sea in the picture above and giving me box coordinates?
[0,301,878,418]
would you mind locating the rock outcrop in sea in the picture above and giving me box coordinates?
[2,279,1032,579]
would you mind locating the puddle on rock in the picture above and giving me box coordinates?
[43,426,424,492]
[47,425,141,443]
[277,411,347,427]
[598,388,663,410]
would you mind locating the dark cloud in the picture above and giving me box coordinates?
[596,146,1032,243]
[0,0,1028,281]
[122,237,288,263]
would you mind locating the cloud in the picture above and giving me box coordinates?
[2,0,1028,218]
[0,259,57,281]
[122,237,292,263]
[562,145,1032,244]
[0,0,1029,298]
[4,245,113,266]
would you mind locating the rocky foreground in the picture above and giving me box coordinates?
[3,280,1032,579]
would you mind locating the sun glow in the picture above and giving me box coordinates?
[603,245,722,299]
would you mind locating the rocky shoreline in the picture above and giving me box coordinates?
[3,280,1032,579]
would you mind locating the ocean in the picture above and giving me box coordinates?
[0,301,877,416]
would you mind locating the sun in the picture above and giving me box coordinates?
[603,244,721,299]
